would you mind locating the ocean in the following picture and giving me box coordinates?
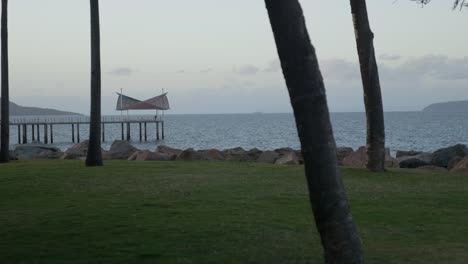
[7,112,468,153]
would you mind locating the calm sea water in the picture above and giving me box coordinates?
[8,112,468,153]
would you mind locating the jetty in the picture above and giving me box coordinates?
[8,116,165,145]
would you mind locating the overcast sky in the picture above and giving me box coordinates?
[3,0,468,114]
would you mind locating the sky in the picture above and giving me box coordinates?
[2,0,468,115]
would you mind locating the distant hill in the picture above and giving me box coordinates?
[0,100,82,116]
[423,100,468,112]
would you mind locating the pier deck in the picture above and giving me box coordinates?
[6,116,165,145]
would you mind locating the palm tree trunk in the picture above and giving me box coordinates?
[85,0,103,166]
[0,0,9,163]
[264,0,363,262]
[350,0,386,172]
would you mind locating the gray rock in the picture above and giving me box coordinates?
[14,143,61,159]
[399,158,429,169]
[223,147,252,162]
[106,140,139,160]
[156,145,182,156]
[398,152,433,164]
[177,148,206,161]
[396,150,422,158]
[61,140,91,160]
[257,151,280,164]
[275,151,300,165]
[343,146,399,168]
[431,144,468,168]
[129,150,176,161]
[336,147,354,166]
[198,149,225,161]
[9,150,17,160]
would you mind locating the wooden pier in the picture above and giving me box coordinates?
[6,116,165,145]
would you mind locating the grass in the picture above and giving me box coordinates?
[0,160,467,264]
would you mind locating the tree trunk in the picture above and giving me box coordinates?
[264,1,363,263]
[86,0,103,166]
[0,0,9,163]
[350,0,386,172]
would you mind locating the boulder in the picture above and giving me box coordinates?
[275,151,300,165]
[223,147,253,162]
[177,148,206,161]
[14,143,61,159]
[129,150,176,161]
[198,149,225,161]
[36,150,64,159]
[397,152,433,164]
[106,140,139,160]
[399,158,429,169]
[431,144,468,168]
[450,157,468,174]
[448,156,464,171]
[246,148,263,161]
[156,145,182,156]
[343,146,399,168]
[336,147,354,165]
[274,147,295,155]
[61,140,91,160]
[396,150,422,158]
[257,151,280,164]
[9,150,17,161]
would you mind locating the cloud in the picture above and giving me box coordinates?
[234,65,260,75]
[263,59,281,72]
[379,54,402,61]
[320,59,361,81]
[108,67,134,76]
[200,68,213,74]
[382,55,468,81]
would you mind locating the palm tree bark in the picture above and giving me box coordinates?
[0,0,9,163]
[264,0,363,262]
[350,0,386,172]
[85,0,103,166]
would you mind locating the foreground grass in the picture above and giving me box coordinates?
[0,161,467,264]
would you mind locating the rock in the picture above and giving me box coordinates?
[106,140,139,160]
[223,147,253,162]
[450,157,468,174]
[275,151,300,165]
[131,150,175,161]
[448,156,464,171]
[156,145,182,156]
[397,152,433,164]
[177,148,206,161]
[336,147,354,166]
[36,150,64,159]
[396,150,422,158]
[274,147,295,155]
[343,146,399,168]
[9,150,17,160]
[257,151,280,164]
[431,144,468,168]
[416,165,448,173]
[14,143,61,159]
[198,149,225,161]
[399,158,429,169]
[246,148,263,161]
[61,140,91,160]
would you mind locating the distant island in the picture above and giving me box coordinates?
[423,100,468,112]
[0,100,82,116]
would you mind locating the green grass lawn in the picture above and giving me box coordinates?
[0,161,467,264]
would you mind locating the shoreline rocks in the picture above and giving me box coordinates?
[8,140,468,174]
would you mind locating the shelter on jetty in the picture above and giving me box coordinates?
[6,92,171,145]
